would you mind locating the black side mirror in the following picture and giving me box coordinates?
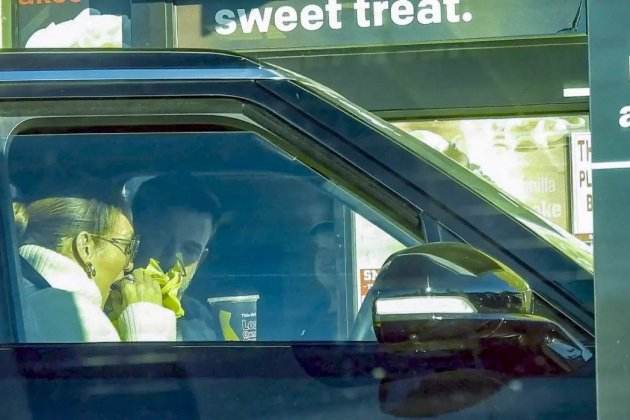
[354,242,592,417]
[354,242,591,373]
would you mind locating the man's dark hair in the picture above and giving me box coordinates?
[132,173,221,222]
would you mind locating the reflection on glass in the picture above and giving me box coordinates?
[354,213,405,307]
[394,116,590,241]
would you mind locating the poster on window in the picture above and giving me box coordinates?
[570,132,593,240]
[394,116,590,232]
[17,0,130,48]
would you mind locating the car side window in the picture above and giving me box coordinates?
[8,128,418,343]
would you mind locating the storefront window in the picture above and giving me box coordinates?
[393,115,592,243]
[353,214,405,307]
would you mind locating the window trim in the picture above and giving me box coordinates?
[0,98,425,343]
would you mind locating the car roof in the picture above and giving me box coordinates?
[0,49,286,83]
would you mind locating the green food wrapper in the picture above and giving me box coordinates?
[140,258,186,318]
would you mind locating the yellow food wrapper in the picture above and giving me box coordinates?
[140,258,186,318]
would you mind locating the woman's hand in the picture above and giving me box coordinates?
[104,269,164,323]
[120,269,163,307]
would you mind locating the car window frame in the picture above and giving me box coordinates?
[256,79,595,336]
[0,76,593,342]
[0,98,425,344]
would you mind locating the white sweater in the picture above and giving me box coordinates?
[20,245,176,342]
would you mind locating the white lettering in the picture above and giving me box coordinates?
[215,9,237,35]
[443,0,461,23]
[325,0,343,29]
[524,177,557,194]
[354,0,371,27]
[533,201,562,219]
[301,4,324,31]
[237,7,273,33]
[391,0,414,25]
[275,6,298,32]
[620,105,630,128]
[214,0,473,37]
[373,1,389,27]
[417,0,442,24]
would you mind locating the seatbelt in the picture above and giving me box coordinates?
[19,256,51,291]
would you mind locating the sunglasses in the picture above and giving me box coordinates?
[176,248,209,277]
[92,235,140,263]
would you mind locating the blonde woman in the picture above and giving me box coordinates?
[15,197,175,342]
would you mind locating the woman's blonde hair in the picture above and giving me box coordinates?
[13,197,123,251]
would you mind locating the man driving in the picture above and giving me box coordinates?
[130,173,221,341]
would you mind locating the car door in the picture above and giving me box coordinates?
[0,51,594,419]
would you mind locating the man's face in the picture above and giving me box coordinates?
[312,229,337,291]
[135,206,214,293]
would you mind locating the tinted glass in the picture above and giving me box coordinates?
[9,130,416,343]
[393,115,592,244]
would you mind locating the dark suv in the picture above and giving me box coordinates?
[0,50,594,418]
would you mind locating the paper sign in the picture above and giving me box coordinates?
[359,268,379,301]
[570,132,593,238]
